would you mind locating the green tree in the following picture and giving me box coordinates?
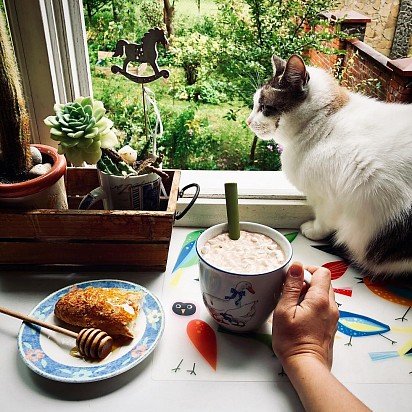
[83,0,107,23]
[169,32,220,85]
[163,0,205,38]
[214,0,337,105]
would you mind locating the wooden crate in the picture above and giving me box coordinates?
[0,168,181,271]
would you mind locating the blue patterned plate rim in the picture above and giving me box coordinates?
[17,279,165,383]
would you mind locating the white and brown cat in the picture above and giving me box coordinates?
[247,54,412,277]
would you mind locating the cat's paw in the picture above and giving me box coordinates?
[300,220,331,241]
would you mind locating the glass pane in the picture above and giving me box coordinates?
[83,0,280,170]
[83,1,334,171]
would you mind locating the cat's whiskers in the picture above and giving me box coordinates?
[247,70,263,91]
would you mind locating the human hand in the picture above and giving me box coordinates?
[272,262,339,370]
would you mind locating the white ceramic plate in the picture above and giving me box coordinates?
[18,280,164,383]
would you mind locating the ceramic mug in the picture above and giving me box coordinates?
[79,170,161,211]
[196,222,311,332]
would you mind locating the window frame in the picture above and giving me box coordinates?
[4,0,91,146]
[5,0,312,228]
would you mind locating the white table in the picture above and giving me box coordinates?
[0,228,410,412]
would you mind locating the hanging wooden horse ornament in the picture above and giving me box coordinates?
[111,27,170,83]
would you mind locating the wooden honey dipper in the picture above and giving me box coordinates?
[0,305,113,360]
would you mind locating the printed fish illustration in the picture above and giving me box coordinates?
[284,232,298,243]
[322,261,349,280]
[333,287,352,297]
[369,340,412,374]
[338,310,395,346]
[321,260,352,300]
[359,276,412,322]
[187,319,217,370]
[170,230,203,286]
[369,340,412,362]
[172,230,204,272]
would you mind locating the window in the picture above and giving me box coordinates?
[5,0,311,227]
[4,0,91,146]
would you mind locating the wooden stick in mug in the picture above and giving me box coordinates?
[225,182,240,240]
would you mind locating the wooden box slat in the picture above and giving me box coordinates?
[0,168,181,270]
[0,212,173,241]
[65,167,99,195]
[0,241,169,269]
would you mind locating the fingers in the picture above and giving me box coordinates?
[307,266,332,293]
[278,261,305,308]
[302,266,335,314]
[304,265,320,274]
[329,282,336,306]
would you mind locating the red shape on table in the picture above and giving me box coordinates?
[187,319,217,370]
[322,261,349,280]
[333,287,353,297]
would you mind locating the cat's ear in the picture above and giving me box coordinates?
[271,55,286,77]
[281,55,309,90]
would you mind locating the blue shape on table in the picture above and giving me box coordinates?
[172,230,204,273]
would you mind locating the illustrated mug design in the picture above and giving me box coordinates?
[202,280,258,328]
[196,222,311,332]
[79,170,161,211]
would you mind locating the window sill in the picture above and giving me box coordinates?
[175,170,313,228]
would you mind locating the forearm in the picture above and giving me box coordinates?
[283,356,371,412]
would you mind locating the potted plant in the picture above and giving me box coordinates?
[44,96,167,211]
[0,8,67,210]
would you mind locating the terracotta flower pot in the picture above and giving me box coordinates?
[0,144,68,209]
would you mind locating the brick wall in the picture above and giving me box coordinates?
[307,12,412,103]
[341,40,391,101]
[307,38,342,72]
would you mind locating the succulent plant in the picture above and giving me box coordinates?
[97,149,137,176]
[44,97,118,166]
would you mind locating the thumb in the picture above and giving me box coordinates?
[278,262,305,308]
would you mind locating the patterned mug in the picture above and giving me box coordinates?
[196,222,311,332]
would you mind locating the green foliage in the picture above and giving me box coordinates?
[157,104,280,170]
[173,79,228,104]
[85,0,338,171]
[212,0,338,104]
[251,140,282,171]
[86,0,164,51]
[169,32,220,85]
[139,0,164,29]
[159,105,218,169]
[92,71,145,140]
[223,108,240,121]
[92,70,281,170]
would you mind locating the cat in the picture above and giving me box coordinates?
[247,54,412,277]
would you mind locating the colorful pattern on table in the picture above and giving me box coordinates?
[152,229,412,383]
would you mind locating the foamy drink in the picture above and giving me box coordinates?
[200,230,286,274]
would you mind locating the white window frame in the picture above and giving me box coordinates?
[4,0,312,228]
[4,0,91,146]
